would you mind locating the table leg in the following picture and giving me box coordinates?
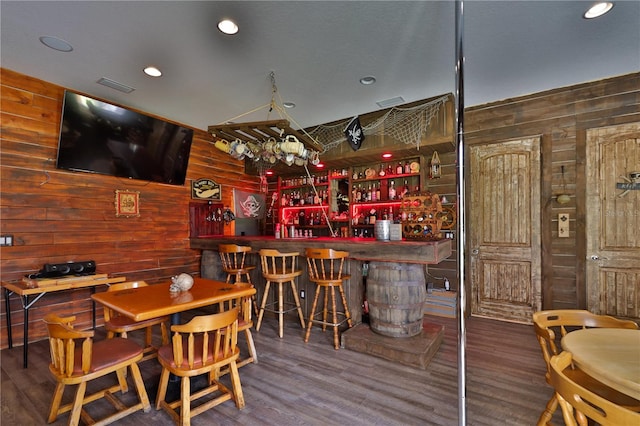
[91,287,96,329]
[22,294,29,368]
[4,288,12,349]
[169,312,181,383]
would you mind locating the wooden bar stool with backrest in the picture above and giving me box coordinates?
[155,308,245,426]
[255,249,306,338]
[219,244,259,317]
[43,313,151,426]
[550,351,640,426]
[103,280,169,361]
[532,309,640,425]
[304,248,353,349]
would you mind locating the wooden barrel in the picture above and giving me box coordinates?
[367,262,426,337]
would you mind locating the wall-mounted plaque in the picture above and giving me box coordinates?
[115,190,140,217]
[192,178,221,201]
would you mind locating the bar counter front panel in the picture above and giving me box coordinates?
[191,237,452,325]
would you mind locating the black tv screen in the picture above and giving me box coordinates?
[56,91,193,185]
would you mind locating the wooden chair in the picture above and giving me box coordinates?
[43,313,150,426]
[219,244,259,317]
[532,309,639,425]
[550,351,640,426]
[103,280,169,361]
[219,291,258,368]
[255,249,306,338]
[155,308,245,426]
[304,248,353,349]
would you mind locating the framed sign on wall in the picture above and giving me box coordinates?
[115,190,140,217]
[192,178,221,201]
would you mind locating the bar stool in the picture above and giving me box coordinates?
[219,243,258,317]
[304,248,353,349]
[256,249,306,338]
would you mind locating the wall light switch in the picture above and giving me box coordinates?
[558,214,569,238]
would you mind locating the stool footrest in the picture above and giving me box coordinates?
[308,311,350,328]
[261,301,302,315]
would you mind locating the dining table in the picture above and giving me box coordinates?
[561,327,640,400]
[91,277,256,325]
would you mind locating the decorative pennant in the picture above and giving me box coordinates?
[344,116,365,151]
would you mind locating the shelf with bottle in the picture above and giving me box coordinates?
[280,205,329,226]
[351,158,420,182]
[351,202,402,227]
[351,176,419,205]
[280,172,330,189]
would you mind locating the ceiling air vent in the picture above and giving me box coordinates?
[376,96,405,108]
[96,77,135,93]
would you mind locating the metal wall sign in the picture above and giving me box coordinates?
[191,178,221,201]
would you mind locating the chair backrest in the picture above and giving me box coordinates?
[550,351,640,426]
[259,249,300,279]
[169,308,239,370]
[219,244,252,271]
[44,314,95,377]
[533,310,638,384]
[305,248,349,283]
[103,281,149,321]
[219,292,253,328]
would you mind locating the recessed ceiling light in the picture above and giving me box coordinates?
[382,153,393,159]
[359,76,376,85]
[583,2,614,19]
[283,102,296,109]
[143,66,162,77]
[218,19,239,35]
[315,163,325,168]
[39,36,73,52]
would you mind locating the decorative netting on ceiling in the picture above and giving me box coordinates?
[307,95,449,153]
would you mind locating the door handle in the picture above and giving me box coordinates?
[589,255,608,260]
[472,248,479,255]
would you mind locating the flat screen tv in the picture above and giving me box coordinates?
[56,91,193,185]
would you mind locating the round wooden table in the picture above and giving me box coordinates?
[561,328,640,400]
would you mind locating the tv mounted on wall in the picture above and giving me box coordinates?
[56,91,194,185]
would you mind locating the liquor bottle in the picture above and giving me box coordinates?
[396,162,403,175]
[388,180,396,200]
[375,183,381,201]
[367,184,372,201]
[404,161,411,174]
[379,164,386,176]
[356,185,362,202]
[400,179,409,199]
[371,183,377,201]
[386,163,393,176]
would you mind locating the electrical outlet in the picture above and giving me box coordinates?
[0,235,14,247]
[300,290,305,299]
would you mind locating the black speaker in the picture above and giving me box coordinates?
[37,260,96,278]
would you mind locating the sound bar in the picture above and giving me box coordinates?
[27,260,96,279]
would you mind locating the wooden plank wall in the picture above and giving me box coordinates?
[464,72,640,311]
[0,69,260,349]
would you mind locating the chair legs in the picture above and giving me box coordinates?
[256,279,305,338]
[536,394,558,425]
[48,364,150,425]
[305,283,353,350]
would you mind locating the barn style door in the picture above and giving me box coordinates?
[469,138,541,323]
[586,123,640,319]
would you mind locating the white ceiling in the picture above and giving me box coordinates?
[2,1,639,131]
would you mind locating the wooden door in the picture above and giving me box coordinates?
[469,138,541,323]
[586,123,640,318]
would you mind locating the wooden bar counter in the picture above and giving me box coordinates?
[190,236,452,325]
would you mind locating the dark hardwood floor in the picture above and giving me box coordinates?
[1,313,564,425]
